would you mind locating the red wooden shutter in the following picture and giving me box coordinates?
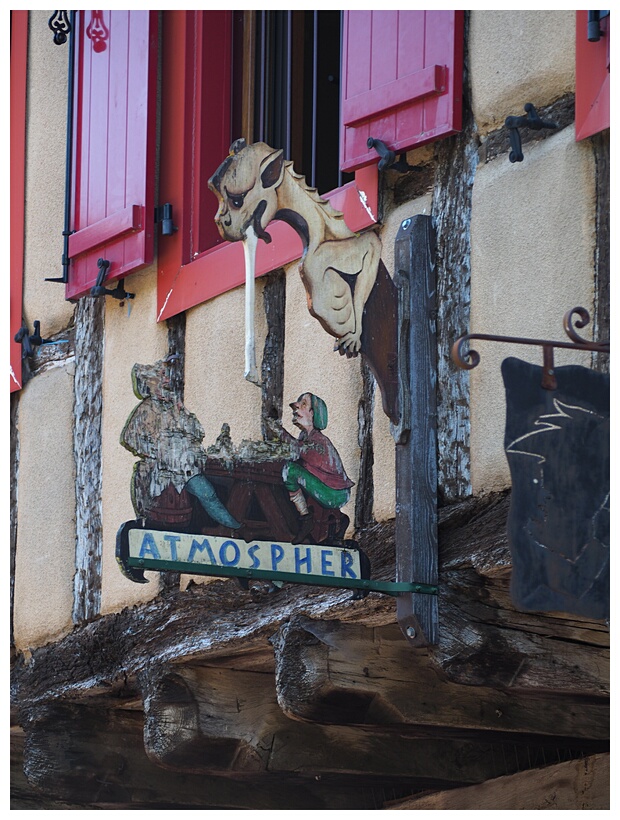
[340,10,464,173]
[11,11,28,391]
[575,10,610,141]
[66,10,158,300]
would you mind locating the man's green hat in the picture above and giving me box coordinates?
[309,393,328,430]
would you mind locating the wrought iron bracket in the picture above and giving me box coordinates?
[48,11,72,45]
[90,258,135,301]
[504,103,558,163]
[451,307,610,390]
[367,138,417,173]
[14,320,50,358]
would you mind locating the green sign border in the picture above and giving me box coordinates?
[127,557,438,597]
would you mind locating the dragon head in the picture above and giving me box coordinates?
[208,139,285,244]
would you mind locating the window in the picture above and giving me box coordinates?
[157,10,380,322]
[252,11,353,195]
[58,11,464,320]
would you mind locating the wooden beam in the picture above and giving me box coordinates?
[272,616,609,741]
[142,665,564,784]
[11,493,608,713]
[19,700,408,810]
[72,296,105,623]
[385,753,609,810]
[393,214,438,647]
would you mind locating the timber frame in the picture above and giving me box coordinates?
[11,12,609,810]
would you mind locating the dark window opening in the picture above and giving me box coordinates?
[252,11,353,195]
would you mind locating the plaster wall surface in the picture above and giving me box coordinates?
[184,284,267,448]
[283,263,363,534]
[23,11,74,336]
[469,10,576,136]
[180,284,268,589]
[100,267,168,614]
[469,125,595,494]
[13,364,77,649]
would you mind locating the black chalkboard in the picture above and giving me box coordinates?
[502,357,609,620]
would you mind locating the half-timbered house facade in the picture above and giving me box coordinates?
[11,10,609,810]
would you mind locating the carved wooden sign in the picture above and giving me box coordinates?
[208,139,399,424]
[116,147,441,644]
[502,357,609,620]
[117,525,364,587]
[117,375,371,596]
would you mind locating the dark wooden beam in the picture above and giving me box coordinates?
[393,214,438,647]
[11,493,608,711]
[260,268,286,439]
[272,616,608,741]
[20,700,412,810]
[386,753,609,811]
[139,666,598,785]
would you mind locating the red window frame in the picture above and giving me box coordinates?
[10,10,28,392]
[156,10,379,323]
[575,10,610,141]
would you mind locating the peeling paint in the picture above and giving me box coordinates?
[10,366,21,389]
[157,287,174,323]
[357,187,376,222]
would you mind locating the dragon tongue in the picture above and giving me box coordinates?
[242,226,261,387]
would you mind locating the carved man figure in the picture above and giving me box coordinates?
[120,357,241,531]
[269,392,354,544]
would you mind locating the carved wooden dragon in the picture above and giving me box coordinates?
[208,139,398,423]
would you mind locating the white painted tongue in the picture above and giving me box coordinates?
[242,225,261,386]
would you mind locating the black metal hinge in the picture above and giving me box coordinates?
[587,11,610,41]
[367,138,417,173]
[155,203,178,236]
[90,258,135,301]
[14,321,49,358]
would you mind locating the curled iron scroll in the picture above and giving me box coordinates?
[452,307,610,374]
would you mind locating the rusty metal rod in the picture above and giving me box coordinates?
[452,307,609,372]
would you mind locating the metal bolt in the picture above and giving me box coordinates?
[406,626,416,639]
[401,218,412,230]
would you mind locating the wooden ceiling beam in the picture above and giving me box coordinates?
[272,617,609,740]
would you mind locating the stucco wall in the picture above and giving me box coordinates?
[13,364,77,649]
[469,125,595,494]
[185,284,267,447]
[469,10,576,136]
[100,266,168,614]
[23,11,75,336]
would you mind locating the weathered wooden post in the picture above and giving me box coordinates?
[393,215,438,647]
